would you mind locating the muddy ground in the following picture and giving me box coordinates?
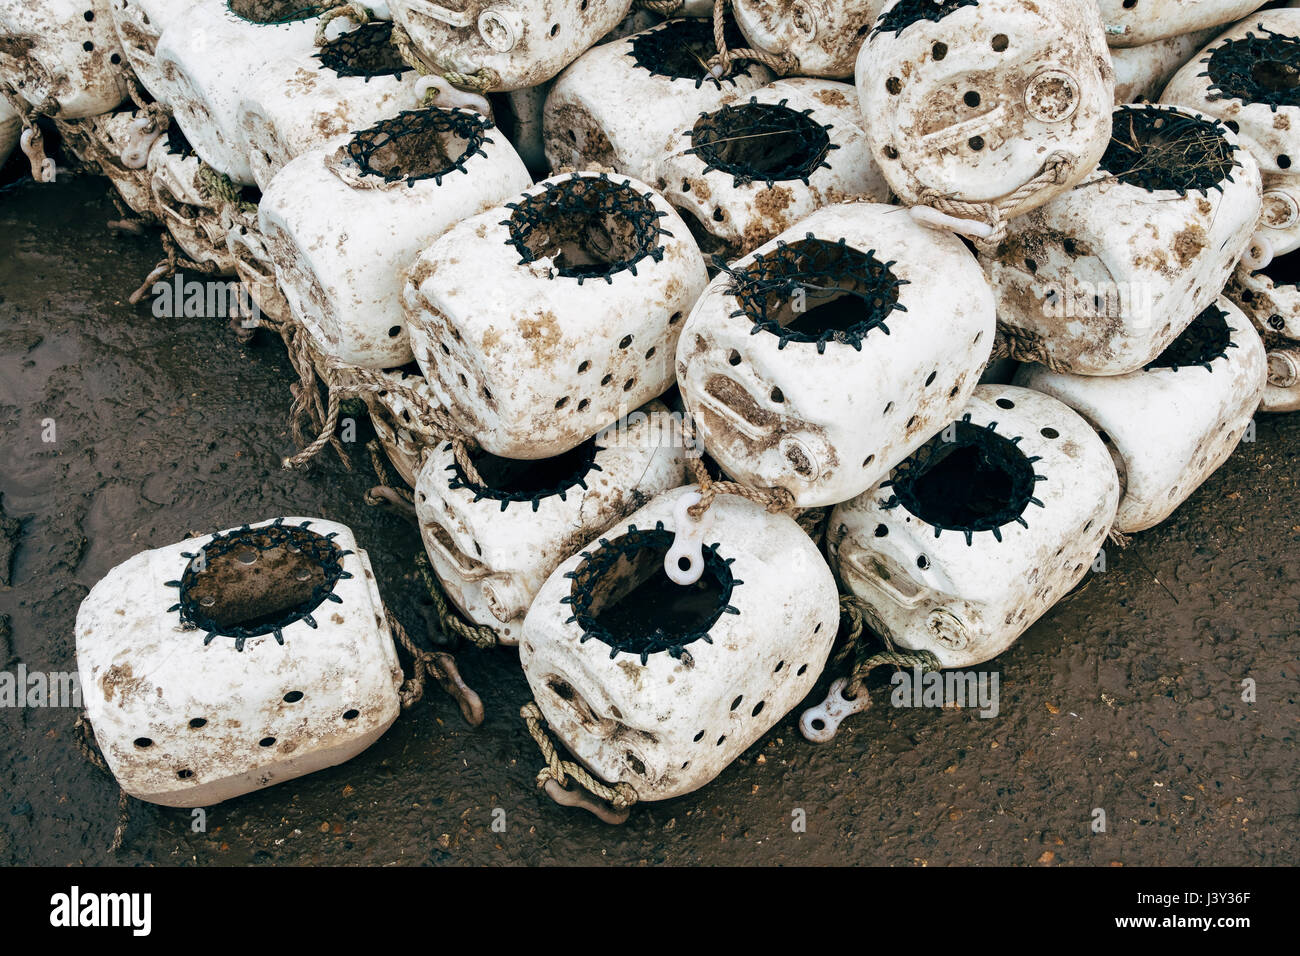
[0,171,1295,867]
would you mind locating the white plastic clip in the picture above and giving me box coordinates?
[799,678,869,743]
[664,488,712,586]
[20,127,56,184]
[1241,233,1275,273]
[910,204,996,240]
[121,116,163,170]
[414,76,491,116]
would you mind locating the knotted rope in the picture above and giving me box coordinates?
[707,0,797,77]
[636,0,684,14]
[830,595,942,700]
[125,77,171,135]
[127,232,222,305]
[74,715,133,854]
[914,151,1074,251]
[389,21,500,92]
[314,2,371,45]
[520,702,638,824]
[416,552,500,650]
[387,611,484,725]
[988,323,1074,373]
[681,418,795,520]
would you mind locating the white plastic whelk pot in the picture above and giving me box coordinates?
[75,517,403,808]
[1161,11,1300,257]
[520,489,839,801]
[828,385,1119,670]
[237,19,428,191]
[1110,29,1217,105]
[655,77,889,259]
[856,0,1115,227]
[109,0,200,108]
[0,0,127,119]
[984,104,1262,376]
[1099,0,1268,48]
[1226,255,1300,412]
[403,170,708,459]
[0,96,18,168]
[361,367,444,489]
[154,1,325,185]
[258,106,532,369]
[677,201,995,510]
[55,109,162,218]
[387,0,632,91]
[542,16,773,182]
[146,125,241,274]
[730,0,887,79]
[414,400,688,646]
[1016,299,1266,535]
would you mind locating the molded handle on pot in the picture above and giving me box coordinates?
[910,204,996,240]
[665,488,711,586]
[121,117,163,170]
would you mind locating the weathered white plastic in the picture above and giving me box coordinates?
[856,0,1114,222]
[55,110,158,217]
[226,215,292,325]
[1261,347,1300,412]
[1111,29,1216,104]
[147,133,239,274]
[404,171,708,458]
[731,0,886,78]
[259,108,532,368]
[358,367,440,489]
[1015,299,1266,534]
[983,104,1262,376]
[0,98,17,169]
[1161,11,1300,257]
[0,0,127,118]
[387,0,632,91]
[1227,254,1300,341]
[543,17,773,181]
[236,21,426,191]
[415,401,687,645]
[109,0,199,107]
[520,490,839,801]
[678,202,996,509]
[75,517,403,808]
[155,1,322,185]
[830,385,1119,669]
[1099,0,1267,48]
[656,77,890,258]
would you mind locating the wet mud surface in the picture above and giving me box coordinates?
[0,174,1296,866]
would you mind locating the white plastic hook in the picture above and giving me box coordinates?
[120,116,163,170]
[799,677,869,743]
[19,127,56,184]
[414,76,491,116]
[664,488,713,586]
[1242,233,1275,272]
[909,204,997,241]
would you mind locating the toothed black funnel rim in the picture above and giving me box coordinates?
[873,0,979,38]
[561,526,741,664]
[882,417,1046,545]
[446,438,604,512]
[227,1,327,24]
[1204,25,1300,112]
[1099,106,1239,195]
[344,108,494,187]
[688,100,836,187]
[628,17,752,88]
[166,519,352,651]
[1145,303,1236,372]
[726,235,909,352]
[502,175,670,283]
[315,20,412,80]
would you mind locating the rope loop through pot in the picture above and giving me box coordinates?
[520,701,638,825]
[707,0,798,78]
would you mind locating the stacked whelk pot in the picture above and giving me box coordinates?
[0,0,1288,826]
